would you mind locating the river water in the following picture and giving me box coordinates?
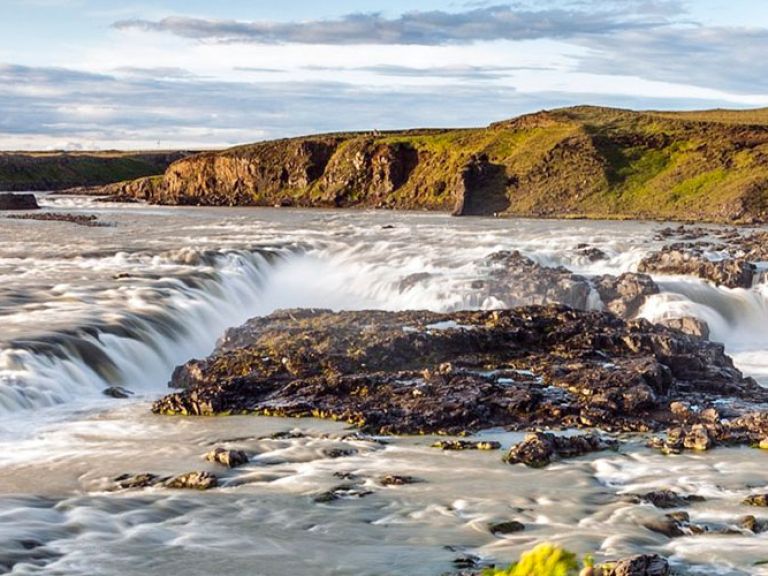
[1,196,767,575]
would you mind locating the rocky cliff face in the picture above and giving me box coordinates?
[107,106,768,223]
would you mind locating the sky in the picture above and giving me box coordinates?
[1,0,768,150]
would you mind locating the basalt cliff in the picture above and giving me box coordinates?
[107,106,768,222]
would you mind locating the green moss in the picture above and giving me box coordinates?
[484,544,581,576]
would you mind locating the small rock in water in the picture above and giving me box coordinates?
[505,432,617,468]
[736,514,766,534]
[314,484,372,503]
[164,471,218,490]
[682,424,713,451]
[597,553,670,576]
[743,494,768,507]
[431,440,501,451]
[113,473,163,490]
[635,489,705,509]
[103,386,134,399]
[489,520,525,535]
[322,447,357,458]
[205,447,249,468]
[379,474,418,486]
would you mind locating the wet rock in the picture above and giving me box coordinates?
[0,193,39,210]
[379,474,418,486]
[683,424,713,451]
[478,251,592,310]
[164,471,218,490]
[322,448,358,459]
[743,494,768,507]
[638,247,755,288]
[432,440,501,451]
[102,386,134,399]
[113,473,163,490]
[657,316,710,339]
[489,520,525,535]
[737,515,762,532]
[205,447,249,468]
[451,555,482,570]
[505,432,618,468]
[597,554,670,576]
[154,307,765,439]
[314,484,372,503]
[593,273,659,318]
[635,489,705,509]
[6,212,107,226]
[576,244,607,261]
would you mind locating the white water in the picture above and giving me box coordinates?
[1,197,767,575]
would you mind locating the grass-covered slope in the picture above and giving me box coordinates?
[113,106,768,223]
[0,150,192,191]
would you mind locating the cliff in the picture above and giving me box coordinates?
[0,150,192,191]
[107,106,768,222]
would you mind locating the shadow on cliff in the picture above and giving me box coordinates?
[452,154,510,216]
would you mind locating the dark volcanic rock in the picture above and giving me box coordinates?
[6,213,107,226]
[504,432,618,467]
[489,520,525,535]
[638,247,755,288]
[634,489,705,509]
[103,386,134,399]
[0,193,39,210]
[593,273,659,318]
[153,307,767,438]
[112,473,163,490]
[477,251,592,310]
[657,316,710,339]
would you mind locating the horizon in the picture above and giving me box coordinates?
[2,1,768,150]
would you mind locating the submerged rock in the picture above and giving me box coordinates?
[103,386,134,399]
[379,475,419,486]
[153,307,765,439]
[504,432,618,468]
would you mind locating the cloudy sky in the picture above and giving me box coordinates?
[1,0,767,150]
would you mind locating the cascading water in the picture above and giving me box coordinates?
[1,197,768,576]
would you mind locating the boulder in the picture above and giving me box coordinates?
[504,432,618,468]
[0,193,39,210]
[204,447,249,468]
[593,273,659,318]
[164,471,218,490]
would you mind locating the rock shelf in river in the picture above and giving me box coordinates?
[154,306,768,448]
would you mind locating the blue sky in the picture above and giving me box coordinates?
[1,0,768,149]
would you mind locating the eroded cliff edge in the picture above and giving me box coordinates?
[108,106,768,222]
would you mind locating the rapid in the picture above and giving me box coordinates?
[1,196,767,575]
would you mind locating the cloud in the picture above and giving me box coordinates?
[577,25,768,94]
[302,64,553,80]
[113,4,675,46]
[1,61,758,150]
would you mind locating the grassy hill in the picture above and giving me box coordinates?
[0,150,192,191]
[103,106,768,222]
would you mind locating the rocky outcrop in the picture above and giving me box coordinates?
[101,106,768,223]
[0,193,39,210]
[475,251,658,319]
[638,247,756,288]
[153,306,766,438]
